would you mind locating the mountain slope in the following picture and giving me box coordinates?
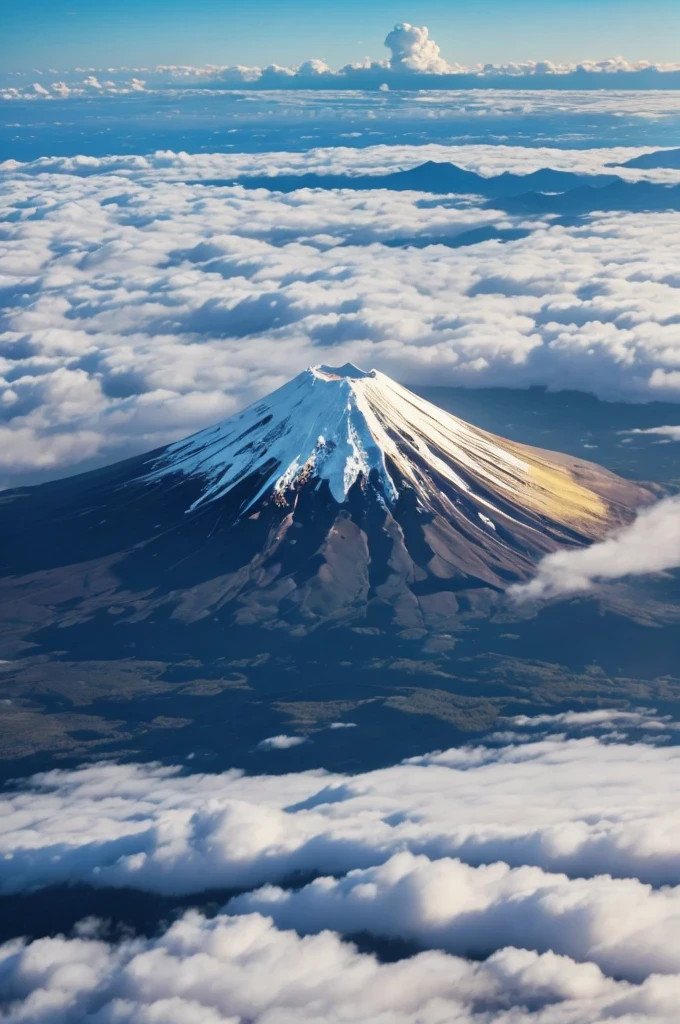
[0,365,653,657]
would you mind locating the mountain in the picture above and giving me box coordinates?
[192,162,618,197]
[619,148,680,170]
[377,227,533,249]
[487,180,680,216]
[0,365,652,665]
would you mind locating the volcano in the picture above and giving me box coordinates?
[0,365,653,659]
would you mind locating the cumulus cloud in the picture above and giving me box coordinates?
[511,495,680,600]
[232,850,680,981]
[508,707,673,730]
[1,147,680,484]
[384,23,455,74]
[0,75,146,100]
[5,910,680,1024]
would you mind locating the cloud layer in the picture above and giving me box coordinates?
[2,715,680,1020]
[1,145,680,485]
[233,851,680,981]
[3,711,680,898]
[5,910,680,1024]
[5,23,680,100]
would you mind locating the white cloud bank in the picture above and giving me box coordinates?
[232,850,680,981]
[4,910,680,1024]
[8,141,679,180]
[2,712,680,899]
[0,75,147,101]
[1,146,680,485]
[5,23,680,99]
[511,495,680,600]
[2,717,680,1019]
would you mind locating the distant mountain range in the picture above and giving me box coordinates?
[488,179,680,215]
[189,161,680,218]
[193,161,619,198]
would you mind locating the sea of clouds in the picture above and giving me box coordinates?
[2,711,680,1021]
[2,143,680,492]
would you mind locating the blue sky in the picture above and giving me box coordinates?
[1,0,679,71]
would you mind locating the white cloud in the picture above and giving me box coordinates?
[626,425,680,441]
[0,75,147,100]
[231,850,680,981]
[511,495,680,600]
[5,141,680,181]
[384,23,455,74]
[296,58,333,77]
[651,368,680,390]
[257,735,307,750]
[509,707,674,729]
[4,910,680,1024]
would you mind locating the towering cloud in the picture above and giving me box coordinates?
[384,23,454,73]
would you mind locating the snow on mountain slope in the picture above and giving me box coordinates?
[146,363,646,541]
[147,363,394,511]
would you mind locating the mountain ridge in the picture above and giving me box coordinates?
[192,162,619,197]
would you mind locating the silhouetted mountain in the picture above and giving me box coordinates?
[378,227,532,249]
[191,162,618,197]
[487,180,680,215]
[619,148,680,169]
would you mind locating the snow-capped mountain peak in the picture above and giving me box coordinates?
[144,365,646,545]
[0,365,655,647]
[146,363,395,511]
